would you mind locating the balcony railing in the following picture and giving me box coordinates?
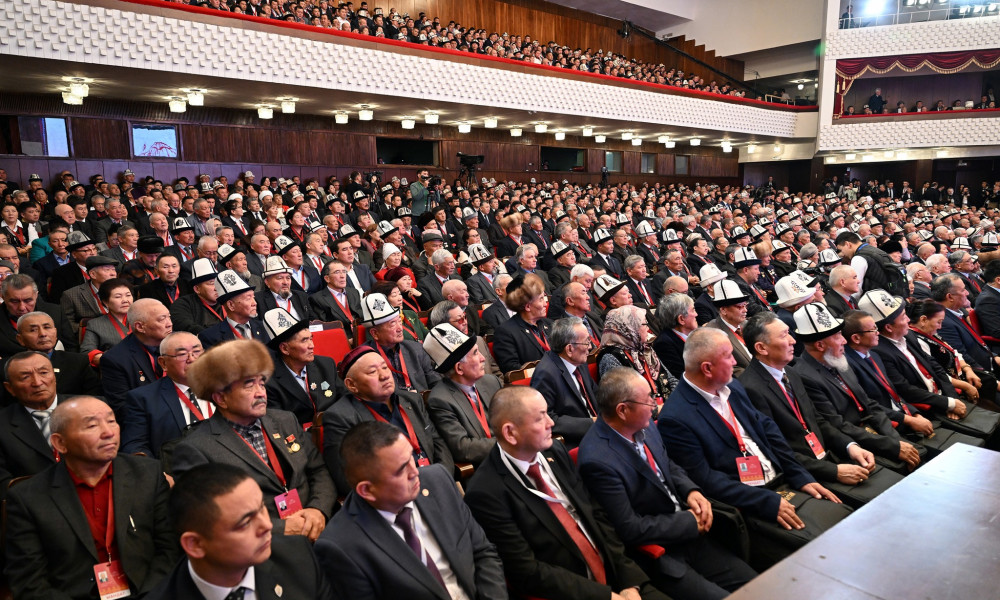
[839,0,1000,28]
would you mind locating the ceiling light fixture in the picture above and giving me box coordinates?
[458,122,472,133]
[582,126,594,137]
[690,138,701,146]
[484,117,498,128]
[257,105,274,119]
[66,77,91,98]
[358,106,374,121]
[425,113,439,124]
[184,89,205,106]
[334,111,349,124]
[168,97,187,113]
[401,117,416,129]
[534,123,548,133]
[657,135,670,144]
[61,91,83,105]
[665,141,676,148]
[631,138,642,146]
[554,131,566,141]
[621,131,633,141]
[279,97,298,114]
[510,127,522,137]
[594,134,607,143]
[747,144,757,154]
[845,152,857,160]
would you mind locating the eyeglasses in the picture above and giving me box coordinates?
[859,328,879,334]
[449,313,468,324]
[162,348,204,361]
[624,399,658,409]
[568,340,594,350]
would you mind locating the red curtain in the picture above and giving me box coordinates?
[833,50,1000,116]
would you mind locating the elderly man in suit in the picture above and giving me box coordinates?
[198,270,270,349]
[705,280,752,377]
[465,244,501,305]
[148,464,335,600]
[738,312,903,508]
[425,324,501,467]
[657,327,851,569]
[5,397,178,599]
[309,260,362,341]
[263,308,348,428]
[530,317,598,447]
[934,273,999,373]
[465,386,669,600]
[418,248,459,306]
[257,256,313,322]
[6,312,102,400]
[579,368,757,600]
[321,345,454,494]
[0,352,66,495]
[0,273,78,356]
[100,298,173,416]
[171,339,337,539]
[59,255,120,336]
[315,421,506,599]
[974,259,1000,342]
[653,293,698,379]
[362,293,441,393]
[590,228,624,280]
[121,332,211,459]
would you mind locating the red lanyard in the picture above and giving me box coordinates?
[165,284,179,303]
[179,246,193,260]
[637,355,661,405]
[80,265,91,281]
[751,286,768,304]
[298,370,318,415]
[122,249,136,262]
[311,256,323,271]
[831,372,866,413]
[276,296,292,312]
[400,315,418,340]
[509,234,522,247]
[637,280,652,304]
[528,326,550,352]
[89,285,109,315]
[401,296,421,314]
[713,400,749,454]
[362,402,423,454]
[228,321,244,339]
[956,314,988,348]
[11,227,24,245]
[200,298,226,322]
[376,343,412,388]
[141,346,161,378]
[108,315,131,340]
[465,387,491,438]
[233,427,287,489]
[776,376,810,432]
[910,328,963,376]
[290,227,304,241]
[296,269,306,288]
[176,384,212,421]
[642,443,660,476]
[330,290,352,320]
[910,355,939,393]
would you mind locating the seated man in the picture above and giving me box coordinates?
[465,386,669,600]
[263,307,347,428]
[481,274,516,331]
[171,339,336,539]
[8,311,102,399]
[257,256,313,321]
[429,299,501,377]
[100,298,173,417]
[308,260,362,340]
[315,421,507,599]
[121,332,210,459]
[0,351,66,495]
[791,303,924,475]
[530,317,598,447]
[322,345,454,493]
[59,255,120,337]
[5,397,178,599]
[705,280,752,377]
[362,293,441,393]
[653,293,698,379]
[442,278,492,337]
[198,269,269,348]
[418,248,460,306]
[169,258,224,334]
[136,254,191,308]
[425,323,501,467]
[579,367,757,600]
[658,327,852,570]
[739,312,903,508]
[148,463,335,600]
[0,273,78,356]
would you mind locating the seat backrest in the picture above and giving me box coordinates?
[310,321,352,363]
[568,446,579,465]
[968,308,983,334]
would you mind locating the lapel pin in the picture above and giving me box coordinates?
[139,375,145,382]
[274,584,283,597]
[310,382,317,390]
[289,443,301,453]
[422,489,429,496]
[324,390,333,397]
[272,433,281,439]
[547,457,554,462]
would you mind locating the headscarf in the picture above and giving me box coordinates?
[600,305,661,375]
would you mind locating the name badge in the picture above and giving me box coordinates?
[94,560,131,599]
[416,456,431,467]
[804,432,826,459]
[735,455,765,486]
[274,488,303,519]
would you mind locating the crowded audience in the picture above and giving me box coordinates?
[3,161,1000,599]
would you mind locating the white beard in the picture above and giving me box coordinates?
[824,349,850,372]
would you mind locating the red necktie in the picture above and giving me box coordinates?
[866,356,911,415]
[524,463,606,584]
[572,368,597,416]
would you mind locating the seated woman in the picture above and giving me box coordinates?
[494,213,525,259]
[384,265,430,312]
[372,280,428,343]
[492,273,553,373]
[375,243,403,281]
[81,278,134,366]
[597,304,677,407]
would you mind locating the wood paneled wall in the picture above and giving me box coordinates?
[0,93,741,189]
[365,0,744,83]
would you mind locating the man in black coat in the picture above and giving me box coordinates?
[530,318,598,447]
[46,231,97,304]
[465,386,669,600]
[5,312,101,401]
[0,274,79,356]
[308,260,362,340]
[147,463,335,600]
[652,292,699,379]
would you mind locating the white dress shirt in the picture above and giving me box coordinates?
[377,502,470,600]
[189,561,257,600]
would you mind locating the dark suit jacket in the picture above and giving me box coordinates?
[246,251,268,278]
[938,310,992,371]
[148,536,334,600]
[694,292,719,326]
[493,314,554,373]
[121,376,203,458]
[846,349,912,427]
[322,391,454,492]
[289,261,324,295]
[309,287,362,336]
[823,291,855,318]
[171,410,337,533]
[578,419,701,578]
[872,334,951,414]
[624,277,656,308]
[0,351,102,405]
[465,443,656,600]
[426,376,501,465]
[466,272,501,305]
[705,317,751,376]
[590,253,624,280]
[740,360,855,483]
[315,464,506,600]
[652,328,686,379]
[482,301,513,331]
[265,355,347,427]
[911,281,932,300]
[0,400,61,495]
[60,282,105,335]
[136,278,192,307]
[99,333,165,417]
[974,284,1000,339]
[530,351,596,447]
[790,351,903,459]
[656,378,815,521]
[0,301,78,357]
[417,272,457,306]
[32,251,65,283]
[198,317,270,349]
[347,262,377,293]
[365,340,442,393]
[169,294,224,334]
[256,289,313,322]
[5,455,178,599]
[47,261,88,303]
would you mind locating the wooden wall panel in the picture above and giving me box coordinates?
[586,149,605,173]
[691,155,738,178]
[656,153,675,176]
[69,118,129,159]
[623,151,641,175]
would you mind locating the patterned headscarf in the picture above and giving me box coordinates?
[600,305,661,375]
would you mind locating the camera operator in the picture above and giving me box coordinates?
[410,169,441,216]
[343,171,373,202]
